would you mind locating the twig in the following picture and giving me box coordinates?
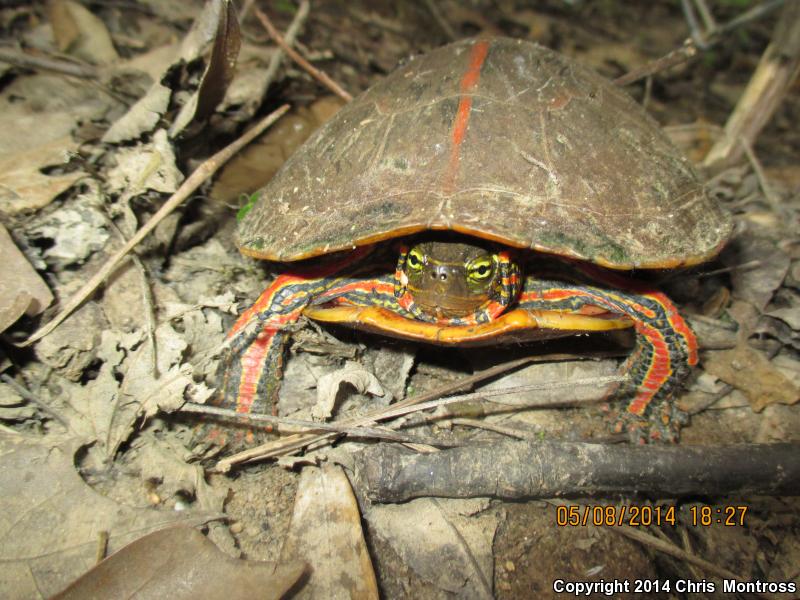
[20,104,291,347]
[617,0,787,87]
[714,0,785,39]
[102,214,158,373]
[214,355,541,470]
[740,138,781,211]
[254,6,352,102]
[372,375,625,422]
[212,352,621,471]
[449,418,534,441]
[692,0,718,33]
[685,0,786,48]
[260,0,310,94]
[0,47,98,79]
[0,373,70,428]
[181,403,457,446]
[613,40,697,86]
[641,75,653,110]
[682,259,762,280]
[238,0,256,23]
[421,0,458,42]
[347,8,406,35]
[703,0,800,168]
[681,0,705,48]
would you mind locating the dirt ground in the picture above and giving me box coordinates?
[0,1,799,599]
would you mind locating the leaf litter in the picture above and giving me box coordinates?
[0,1,798,598]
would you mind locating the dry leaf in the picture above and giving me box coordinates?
[48,0,118,64]
[0,223,53,333]
[0,136,83,214]
[313,362,389,421]
[0,435,220,599]
[363,343,415,401]
[101,82,171,143]
[101,0,239,143]
[57,325,203,461]
[136,434,227,511]
[34,301,105,381]
[106,128,184,195]
[0,383,37,421]
[25,203,110,268]
[169,0,241,137]
[704,344,800,411]
[135,0,203,23]
[0,101,78,157]
[117,43,180,83]
[281,465,378,599]
[766,290,800,330]
[52,526,307,600]
[722,234,791,311]
[365,497,498,598]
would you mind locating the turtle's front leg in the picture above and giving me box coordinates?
[220,248,381,416]
[518,278,698,441]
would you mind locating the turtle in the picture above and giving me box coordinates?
[220,37,731,441]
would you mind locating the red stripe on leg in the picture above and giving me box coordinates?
[235,329,275,413]
[647,291,698,365]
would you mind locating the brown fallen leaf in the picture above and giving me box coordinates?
[364,497,498,597]
[57,325,209,462]
[0,435,221,598]
[722,233,791,312]
[0,223,53,333]
[313,361,389,421]
[52,526,308,600]
[169,0,242,137]
[704,343,800,412]
[102,0,239,144]
[0,136,84,215]
[281,465,379,599]
[48,0,119,65]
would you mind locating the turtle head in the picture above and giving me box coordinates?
[394,238,521,321]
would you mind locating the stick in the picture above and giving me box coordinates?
[254,6,352,102]
[212,352,624,471]
[613,41,697,87]
[370,375,625,422]
[421,0,458,42]
[353,441,800,502]
[20,104,291,347]
[703,0,800,168]
[260,0,309,92]
[0,47,98,79]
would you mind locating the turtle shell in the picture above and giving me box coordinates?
[238,37,731,269]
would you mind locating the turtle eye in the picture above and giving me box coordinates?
[467,256,495,282]
[406,248,425,271]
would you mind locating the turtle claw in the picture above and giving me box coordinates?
[608,401,687,444]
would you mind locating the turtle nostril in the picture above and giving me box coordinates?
[439,273,447,281]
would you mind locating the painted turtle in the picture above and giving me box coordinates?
[221,37,731,441]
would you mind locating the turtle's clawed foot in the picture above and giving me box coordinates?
[607,401,687,444]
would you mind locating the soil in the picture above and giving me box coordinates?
[0,1,798,599]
